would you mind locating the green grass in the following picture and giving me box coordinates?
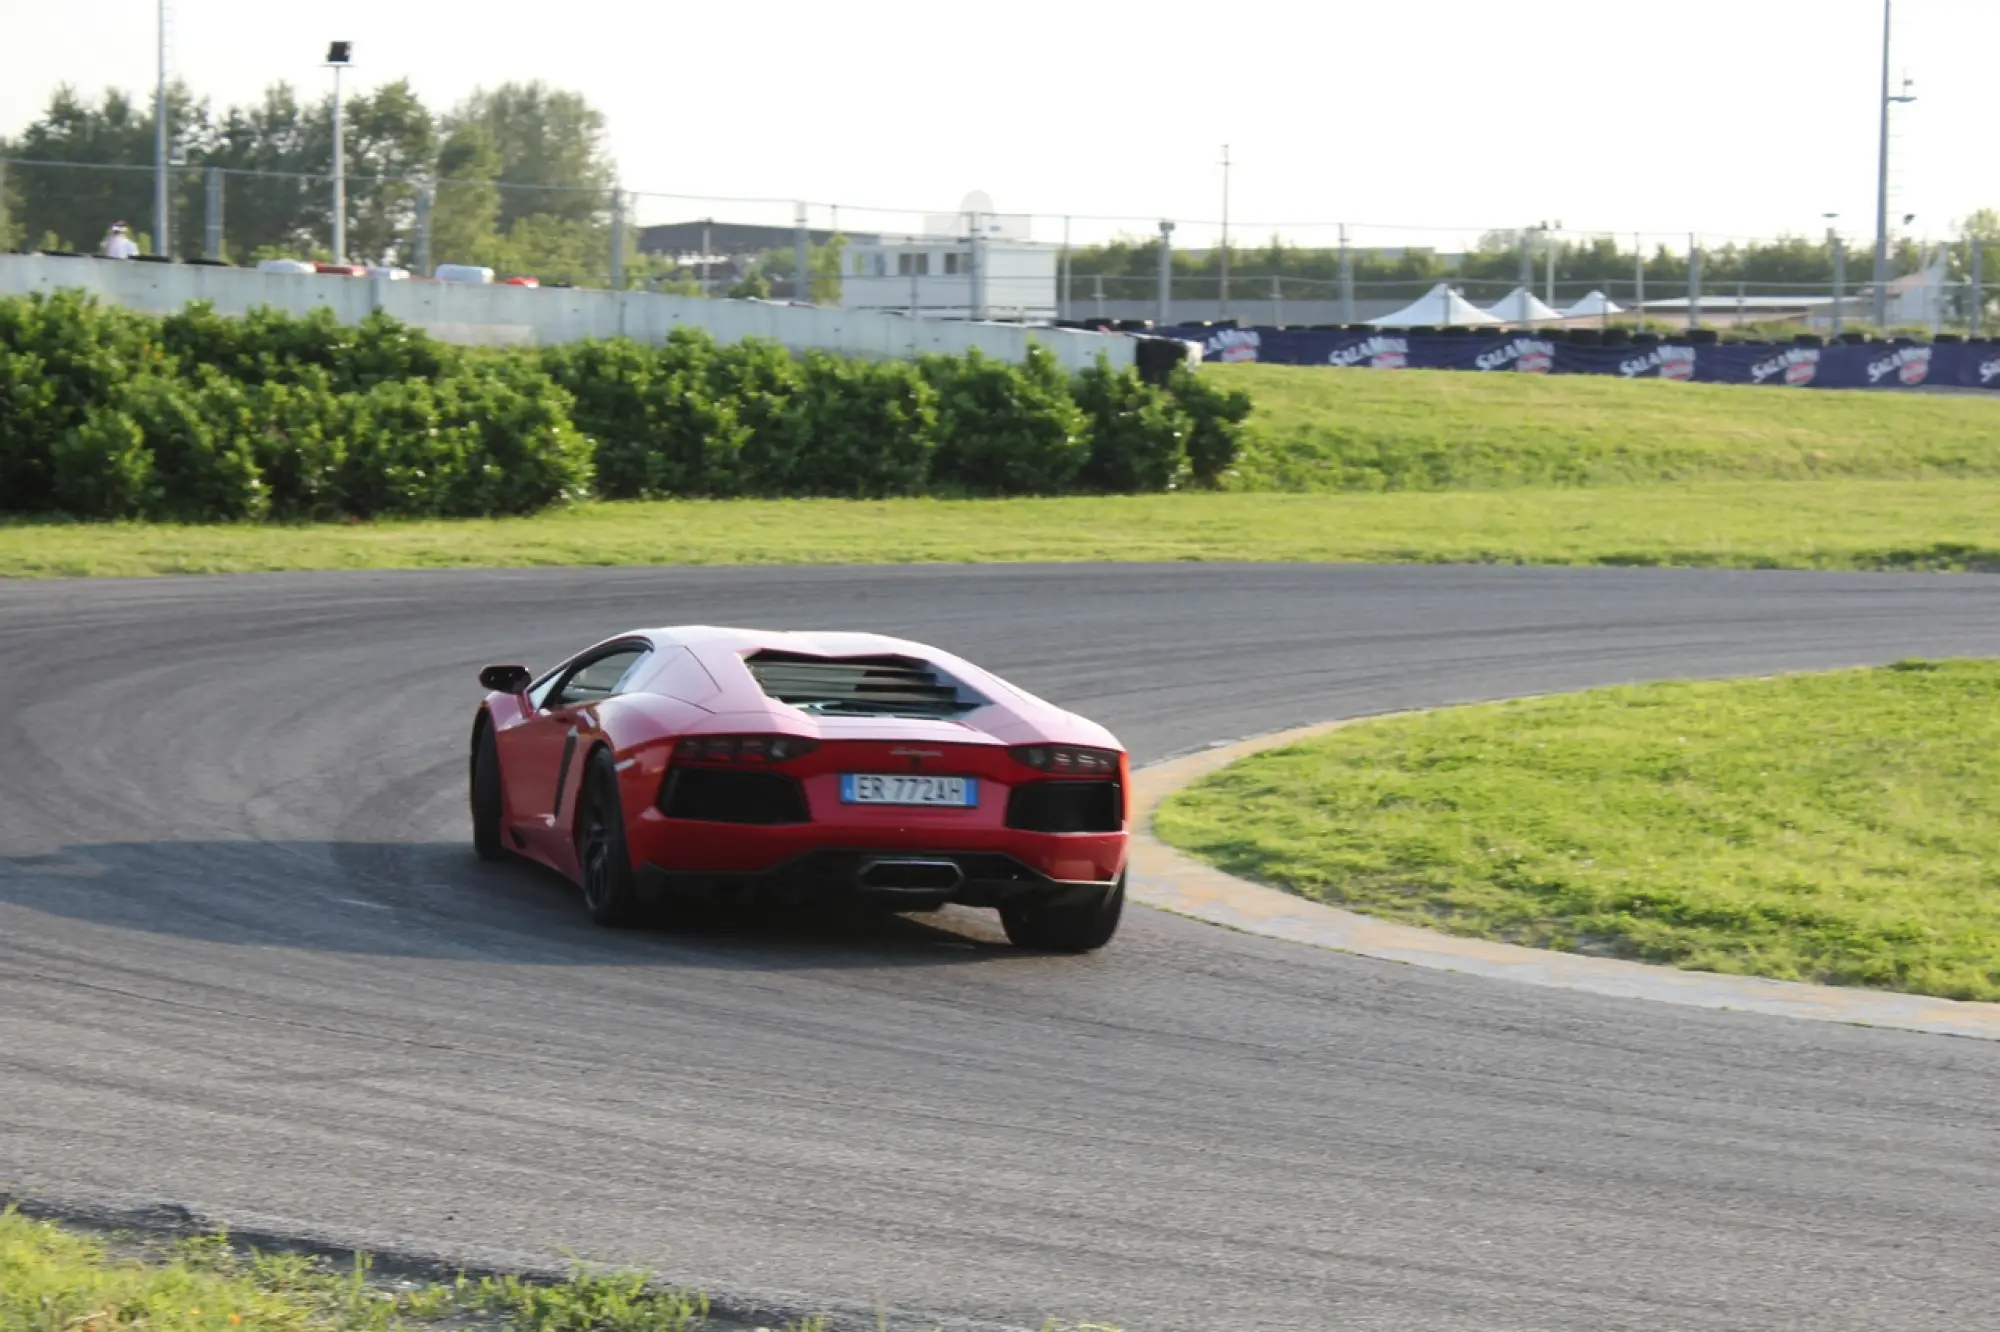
[1155,661,2000,1002]
[0,1210,730,1332]
[5,364,1997,578]
[4,482,1998,577]
[0,1210,1126,1332]
[1217,363,2000,491]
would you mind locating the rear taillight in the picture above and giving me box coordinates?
[1010,744,1121,776]
[674,734,819,765]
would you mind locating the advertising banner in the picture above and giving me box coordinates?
[1169,326,2000,391]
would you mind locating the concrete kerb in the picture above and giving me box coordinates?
[1128,718,2000,1042]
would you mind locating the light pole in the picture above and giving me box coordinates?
[1544,219,1562,308]
[326,42,352,263]
[1156,219,1175,328]
[1871,0,1915,328]
[1824,212,1845,335]
[154,0,168,255]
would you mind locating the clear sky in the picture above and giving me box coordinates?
[1,0,1991,251]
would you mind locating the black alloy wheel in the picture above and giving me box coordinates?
[999,871,1125,953]
[470,718,506,862]
[577,749,641,927]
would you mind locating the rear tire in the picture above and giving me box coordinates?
[1000,872,1124,953]
[471,718,506,863]
[576,749,641,928]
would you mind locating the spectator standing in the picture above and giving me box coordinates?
[103,222,139,259]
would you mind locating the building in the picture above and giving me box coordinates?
[841,236,1057,322]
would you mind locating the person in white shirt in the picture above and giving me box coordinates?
[103,223,139,259]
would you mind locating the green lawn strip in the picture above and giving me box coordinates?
[1215,364,2000,491]
[5,482,1997,578]
[0,1208,788,1332]
[1154,661,2000,1002]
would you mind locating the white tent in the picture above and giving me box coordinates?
[1484,287,1563,324]
[1561,290,1625,318]
[1369,283,1503,328]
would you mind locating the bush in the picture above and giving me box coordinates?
[709,338,804,496]
[0,291,159,511]
[781,354,939,497]
[340,362,592,518]
[543,331,754,499]
[1164,365,1252,486]
[925,345,1089,495]
[1073,357,1192,492]
[0,294,1245,520]
[51,406,153,518]
[116,372,268,521]
[158,305,454,393]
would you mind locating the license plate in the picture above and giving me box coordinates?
[840,774,977,807]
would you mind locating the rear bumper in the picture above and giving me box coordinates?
[635,848,1119,912]
[629,806,1125,883]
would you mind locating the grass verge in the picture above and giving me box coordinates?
[1217,364,2000,491]
[0,1209,1120,1332]
[5,482,1998,578]
[0,1208,734,1332]
[1154,661,2000,1002]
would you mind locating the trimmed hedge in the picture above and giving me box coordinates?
[0,293,1249,520]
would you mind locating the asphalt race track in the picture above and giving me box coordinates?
[4,564,1999,1332]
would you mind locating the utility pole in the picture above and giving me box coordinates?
[1688,233,1702,330]
[610,188,626,290]
[1972,235,1985,338]
[1872,0,1915,328]
[202,166,222,260]
[1156,219,1175,327]
[154,0,169,254]
[1338,222,1354,324]
[413,179,433,276]
[1633,233,1645,319]
[326,42,352,263]
[968,209,984,320]
[1218,144,1231,320]
[1060,215,1071,321]
[794,202,810,304]
[1544,220,1560,308]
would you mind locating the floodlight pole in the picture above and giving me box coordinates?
[1872,0,1915,328]
[327,42,352,263]
[154,0,169,254]
[1544,221,1559,308]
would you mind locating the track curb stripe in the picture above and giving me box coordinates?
[1129,719,2000,1042]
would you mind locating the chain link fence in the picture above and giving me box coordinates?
[1,156,1990,335]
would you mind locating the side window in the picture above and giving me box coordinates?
[548,647,648,709]
[526,668,563,710]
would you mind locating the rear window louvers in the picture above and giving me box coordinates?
[746,651,983,719]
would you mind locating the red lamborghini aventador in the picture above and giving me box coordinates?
[470,627,1128,951]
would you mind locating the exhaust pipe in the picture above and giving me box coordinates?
[857,858,964,892]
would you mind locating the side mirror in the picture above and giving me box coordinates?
[479,664,532,694]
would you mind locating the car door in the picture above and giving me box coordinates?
[497,642,651,866]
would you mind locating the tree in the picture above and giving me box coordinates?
[1,82,207,253]
[441,82,614,232]
[748,236,847,302]
[202,83,323,259]
[426,121,502,270]
[338,79,438,265]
